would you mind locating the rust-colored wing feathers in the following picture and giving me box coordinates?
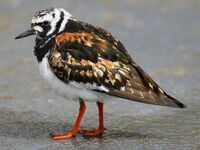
[48,27,185,108]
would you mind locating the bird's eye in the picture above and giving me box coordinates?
[43,21,49,26]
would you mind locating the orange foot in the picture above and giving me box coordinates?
[50,131,79,140]
[79,128,104,137]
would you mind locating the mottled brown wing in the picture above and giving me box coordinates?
[108,62,185,108]
[49,30,185,108]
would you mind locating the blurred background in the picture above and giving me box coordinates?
[0,0,200,149]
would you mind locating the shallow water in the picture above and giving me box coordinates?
[0,0,200,149]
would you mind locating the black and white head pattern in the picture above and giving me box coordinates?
[31,8,74,38]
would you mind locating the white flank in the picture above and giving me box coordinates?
[69,82,109,92]
[39,54,110,102]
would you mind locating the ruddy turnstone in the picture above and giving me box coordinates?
[15,8,186,140]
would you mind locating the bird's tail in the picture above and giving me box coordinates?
[164,94,186,108]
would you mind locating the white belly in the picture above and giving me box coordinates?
[38,55,110,102]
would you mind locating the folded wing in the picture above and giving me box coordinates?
[48,23,185,108]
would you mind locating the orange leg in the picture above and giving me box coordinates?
[80,101,106,137]
[51,100,86,140]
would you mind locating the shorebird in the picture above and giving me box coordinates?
[15,8,185,140]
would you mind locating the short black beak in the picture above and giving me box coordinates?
[15,28,36,39]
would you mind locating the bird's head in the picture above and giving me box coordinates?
[15,8,74,39]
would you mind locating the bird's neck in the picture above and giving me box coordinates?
[34,18,77,62]
[34,37,55,62]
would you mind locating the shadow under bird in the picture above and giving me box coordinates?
[15,8,186,140]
